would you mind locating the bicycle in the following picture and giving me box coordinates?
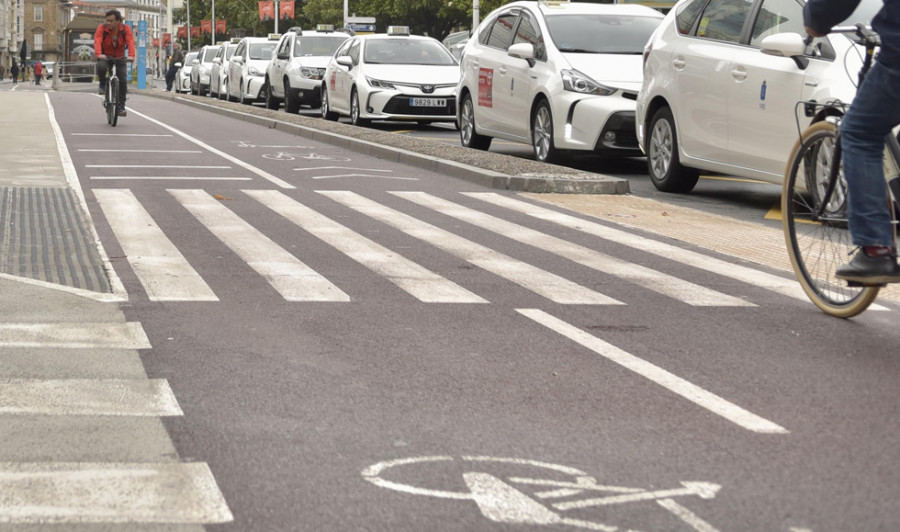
[782,23,900,317]
[99,57,130,127]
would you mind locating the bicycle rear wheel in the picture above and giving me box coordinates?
[107,77,118,127]
[782,120,880,317]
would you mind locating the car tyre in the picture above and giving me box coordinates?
[239,79,250,105]
[284,79,300,114]
[532,99,563,163]
[321,86,339,121]
[646,106,700,193]
[459,93,491,151]
[264,78,279,109]
[350,88,370,127]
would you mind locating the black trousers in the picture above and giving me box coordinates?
[165,65,178,91]
[97,58,128,107]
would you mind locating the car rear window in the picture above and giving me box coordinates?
[364,39,457,65]
[249,42,277,60]
[546,14,664,54]
[294,36,349,57]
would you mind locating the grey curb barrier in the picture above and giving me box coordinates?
[139,90,630,195]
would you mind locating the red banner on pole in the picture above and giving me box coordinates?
[279,0,295,20]
[191,26,201,37]
[216,19,226,34]
[153,37,159,46]
[258,1,274,21]
[163,33,172,47]
[201,19,212,34]
[176,26,187,39]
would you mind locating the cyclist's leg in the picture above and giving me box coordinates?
[114,59,127,113]
[97,60,110,94]
[840,61,900,249]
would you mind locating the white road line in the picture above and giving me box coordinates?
[0,322,150,348]
[91,176,251,181]
[78,149,202,153]
[310,174,418,180]
[657,498,721,532]
[128,108,295,189]
[517,308,789,434]
[464,193,811,303]
[94,189,218,302]
[0,462,232,523]
[246,190,486,303]
[171,189,350,302]
[294,167,393,171]
[86,165,231,169]
[0,378,183,416]
[393,192,752,307]
[318,191,621,305]
[71,133,172,137]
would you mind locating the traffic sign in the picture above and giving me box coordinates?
[347,23,376,32]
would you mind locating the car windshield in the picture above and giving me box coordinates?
[363,39,457,65]
[202,48,218,62]
[184,53,197,67]
[249,42,277,60]
[294,35,349,56]
[546,14,663,54]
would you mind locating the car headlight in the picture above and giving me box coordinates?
[249,66,262,76]
[561,69,615,96]
[299,66,322,79]
[365,76,396,89]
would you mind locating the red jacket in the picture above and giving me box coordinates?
[94,23,135,59]
[34,62,42,75]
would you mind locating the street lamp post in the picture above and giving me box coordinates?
[186,0,191,52]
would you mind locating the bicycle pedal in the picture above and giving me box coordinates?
[846,280,886,287]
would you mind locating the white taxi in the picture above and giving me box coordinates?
[175,51,198,93]
[320,26,460,126]
[191,44,220,96]
[265,25,352,112]
[225,34,280,104]
[456,0,664,163]
[210,41,238,99]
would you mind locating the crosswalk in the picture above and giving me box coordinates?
[0,321,232,525]
[89,187,822,308]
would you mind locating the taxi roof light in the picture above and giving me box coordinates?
[230,37,241,44]
[387,26,410,36]
[267,33,281,40]
[316,24,335,32]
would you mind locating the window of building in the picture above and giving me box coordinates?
[34,33,43,50]
[34,5,42,22]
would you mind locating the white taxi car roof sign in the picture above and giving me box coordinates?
[387,26,410,36]
[267,33,281,40]
[230,37,241,44]
[316,24,335,32]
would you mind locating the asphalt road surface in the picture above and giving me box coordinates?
[18,88,900,531]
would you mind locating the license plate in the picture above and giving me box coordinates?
[410,98,446,107]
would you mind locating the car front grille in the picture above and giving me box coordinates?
[382,96,457,116]
[596,111,639,152]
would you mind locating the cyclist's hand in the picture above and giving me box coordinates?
[805,25,826,38]
[97,54,107,60]
[126,57,134,63]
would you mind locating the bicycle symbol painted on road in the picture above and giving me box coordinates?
[234,140,312,149]
[362,455,722,532]
[262,152,351,162]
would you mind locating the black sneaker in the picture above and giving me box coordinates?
[835,248,900,284]
[98,86,106,95]
[117,108,127,117]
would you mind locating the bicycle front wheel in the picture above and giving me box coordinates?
[782,120,880,317]
[107,77,118,127]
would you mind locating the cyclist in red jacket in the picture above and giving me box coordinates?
[94,9,135,117]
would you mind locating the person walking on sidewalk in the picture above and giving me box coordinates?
[33,60,43,86]
[165,42,183,92]
[94,9,135,117]
[10,61,18,85]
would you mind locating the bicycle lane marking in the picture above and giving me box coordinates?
[517,308,788,434]
[362,455,724,532]
[127,108,295,189]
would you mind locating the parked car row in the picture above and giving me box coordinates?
[173,0,880,195]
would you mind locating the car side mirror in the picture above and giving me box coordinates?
[192,59,200,65]
[233,56,244,64]
[336,56,353,68]
[760,32,809,69]
[277,52,289,60]
[174,63,182,68]
[212,58,221,65]
[508,42,536,67]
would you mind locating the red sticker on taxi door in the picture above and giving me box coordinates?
[478,68,493,107]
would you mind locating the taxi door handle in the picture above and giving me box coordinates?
[804,81,819,87]
[672,57,685,70]
[498,67,508,75]
[731,68,748,81]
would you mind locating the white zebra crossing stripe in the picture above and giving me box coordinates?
[170,189,350,302]
[517,308,788,434]
[317,191,621,305]
[464,193,812,303]
[0,379,183,416]
[245,190,487,303]
[0,323,151,349]
[392,192,753,307]
[0,462,233,523]
[94,189,218,302]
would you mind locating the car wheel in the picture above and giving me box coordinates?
[321,86,339,121]
[532,99,563,163]
[350,88,370,127]
[264,78,279,110]
[646,106,700,193]
[459,92,491,150]
[239,79,249,105]
[284,79,300,114]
